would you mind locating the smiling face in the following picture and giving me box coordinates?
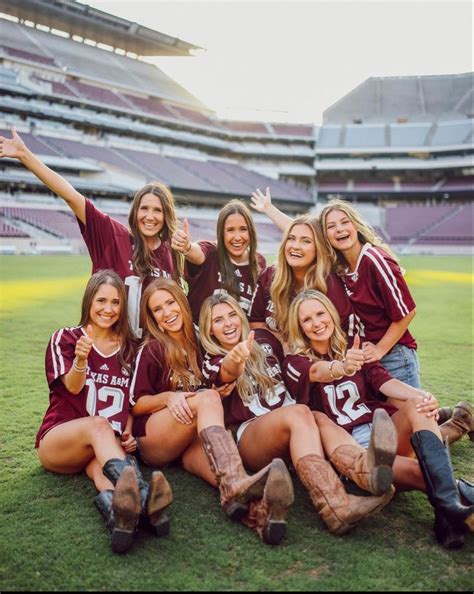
[285,223,317,270]
[298,298,334,353]
[210,302,243,350]
[148,289,183,335]
[89,284,121,330]
[137,193,165,241]
[223,213,250,263]
[324,209,359,253]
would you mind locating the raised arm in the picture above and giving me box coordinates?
[61,325,94,394]
[0,127,86,223]
[171,217,205,265]
[250,187,293,232]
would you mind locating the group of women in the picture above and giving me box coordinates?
[0,128,472,554]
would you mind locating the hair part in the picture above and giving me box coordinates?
[128,182,184,280]
[287,289,347,361]
[79,269,135,370]
[140,278,201,389]
[199,292,278,404]
[216,199,261,299]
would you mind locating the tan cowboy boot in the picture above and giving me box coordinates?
[241,458,294,545]
[296,454,395,535]
[200,425,284,521]
[329,409,398,495]
[437,407,453,425]
[440,401,473,445]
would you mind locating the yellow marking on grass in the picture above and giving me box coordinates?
[405,270,473,286]
[0,276,88,312]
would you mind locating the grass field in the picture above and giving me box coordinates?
[0,255,472,591]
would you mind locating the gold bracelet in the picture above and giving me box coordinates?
[341,359,357,377]
[328,360,344,380]
[182,243,192,256]
[73,358,87,373]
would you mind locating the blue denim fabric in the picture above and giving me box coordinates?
[380,344,420,388]
[351,422,373,449]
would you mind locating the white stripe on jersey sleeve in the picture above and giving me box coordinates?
[129,344,145,406]
[202,358,221,380]
[365,247,410,317]
[52,328,65,378]
[285,362,301,383]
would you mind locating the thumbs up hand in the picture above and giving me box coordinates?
[343,334,365,375]
[361,340,383,363]
[75,324,94,363]
[230,330,255,365]
[171,218,192,255]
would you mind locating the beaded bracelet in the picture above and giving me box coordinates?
[182,243,193,256]
[328,360,344,380]
[73,358,87,373]
[341,358,357,377]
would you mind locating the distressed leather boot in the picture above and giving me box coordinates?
[199,425,279,521]
[437,407,453,425]
[439,401,472,445]
[296,454,395,535]
[241,458,294,545]
[95,465,141,553]
[329,409,397,495]
[410,430,474,546]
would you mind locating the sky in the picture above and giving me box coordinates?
[82,1,472,124]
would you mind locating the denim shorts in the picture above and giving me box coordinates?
[380,344,420,388]
[351,422,372,449]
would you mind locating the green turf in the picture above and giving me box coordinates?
[0,255,472,591]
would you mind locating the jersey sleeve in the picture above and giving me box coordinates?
[78,199,130,269]
[249,266,274,323]
[282,354,313,405]
[367,248,416,322]
[184,240,216,280]
[202,353,225,386]
[45,328,77,387]
[362,361,393,395]
[129,342,167,405]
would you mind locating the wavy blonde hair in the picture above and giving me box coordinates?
[271,216,331,339]
[287,289,347,361]
[199,292,278,404]
[319,196,397,273]
[140,278,201,390]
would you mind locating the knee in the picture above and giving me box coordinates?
[89,416,115,437]
[313,410,331,427]
[400,398,418,419]
[286,404,317,427]
[194,389,222,411]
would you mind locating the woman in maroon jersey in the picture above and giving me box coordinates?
[283,289,474,549]
[249,215,357,345]
[0,128,182,336]
[36,270,172,554]
[170,199,266,325]
[130,278,291,538]
[199,292,396,543]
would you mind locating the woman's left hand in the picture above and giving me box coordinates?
[362,341,383,363]
[415,392,440,420]
[121,430,137,453]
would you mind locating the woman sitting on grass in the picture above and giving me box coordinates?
[283,289,474,549]
[35,270,172,554]
[130,278,290,534]
[0,128,183,337]
[199,292,396,544]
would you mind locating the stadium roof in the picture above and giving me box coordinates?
[0,0,202,56]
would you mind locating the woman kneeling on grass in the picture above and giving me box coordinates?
[283,289,474,549]
[199,293,396,544]
[130,278,290,535]
[36,270,172,554]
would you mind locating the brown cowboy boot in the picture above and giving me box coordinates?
[437,407,453,425]
[329,409,398,495]
[200,425,281,521]
[440,401,472,445]
[241,458,294,545]
[295,454,395,535]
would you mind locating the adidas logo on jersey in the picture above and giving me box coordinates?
[100,364,109,371]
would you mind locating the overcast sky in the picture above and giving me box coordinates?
[83,1,472,124]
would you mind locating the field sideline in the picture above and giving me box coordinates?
[0,254,472,591]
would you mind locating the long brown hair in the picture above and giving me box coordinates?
[216,199,261,299]
[319,197,397,273]
[271,216,331,339]
[128,182,184,281]
[140,278,201,390]
[79,269,135,371]
[199,292,278,404]
[287,289,347,361]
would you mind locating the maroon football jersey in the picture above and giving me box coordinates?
[185,241,266,324]
[36,326,131,447]
[339,243,417,349]
[202,328,295,426]
[283,354,397,430]
[79,200,176,335]
[249,264,359,337]
[130,339,203,437]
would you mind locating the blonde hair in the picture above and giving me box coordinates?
[199,292,278,404]
[271,216,331,339]
[319,196,397,273]
[140,278,201,390]
[287,289,347,361]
